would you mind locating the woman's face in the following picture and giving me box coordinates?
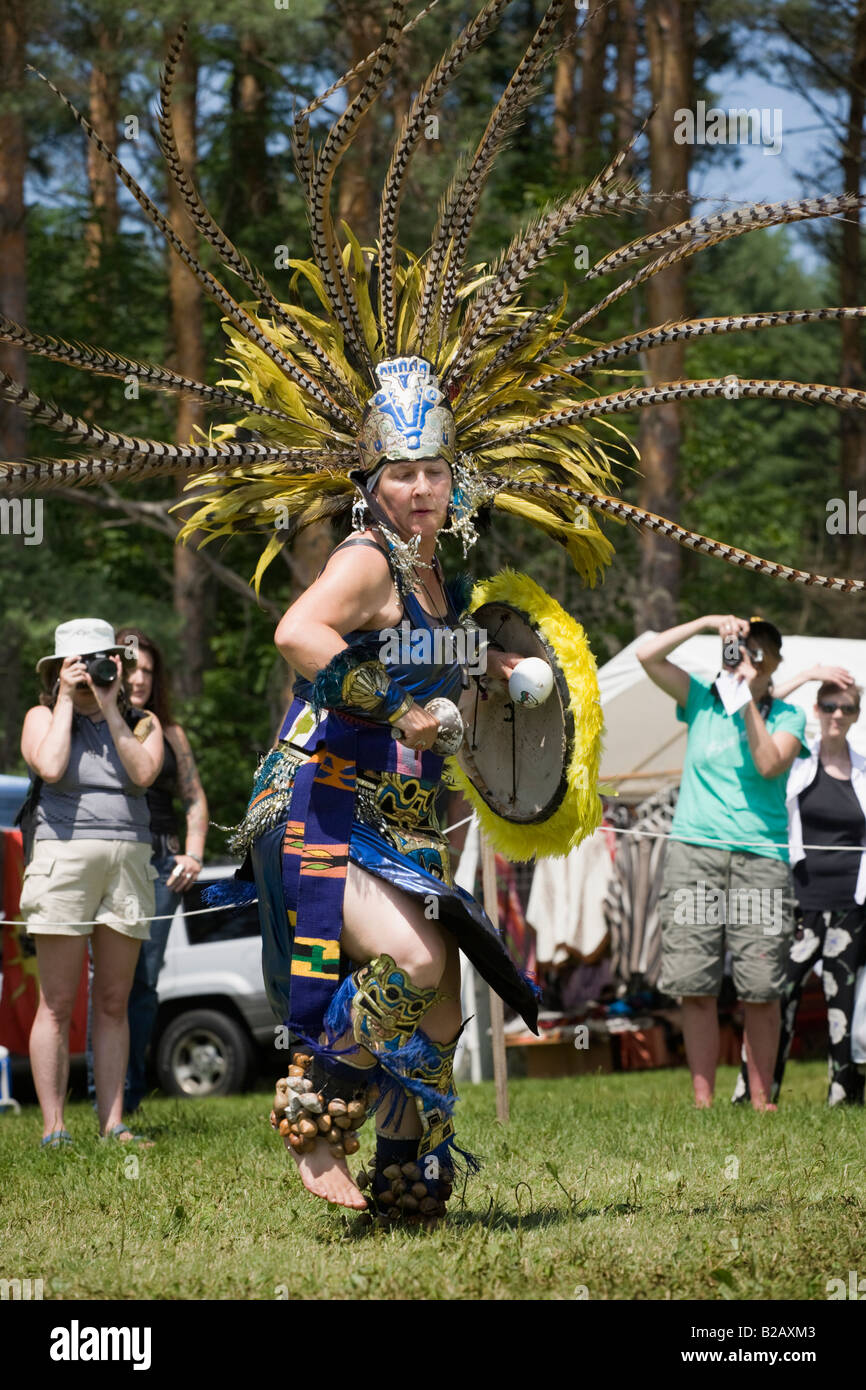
[815,691,860,738]
[127,651,154,707]
[374,456,451,540]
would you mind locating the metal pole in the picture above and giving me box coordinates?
[480,830,509,1124]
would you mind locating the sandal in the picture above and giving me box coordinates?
[40,1129,73,1149]
[100,1123,154,1148]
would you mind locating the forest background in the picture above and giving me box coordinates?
[1,0,864,844]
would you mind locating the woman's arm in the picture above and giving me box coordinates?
[772,663,854,702]
[21,655,90,781]
[21,704,72,782]
[275,541,441,751]
[165,724,208,863]
[275,542,397,678]
[104,703,164,787]
[636,614,745,705]
[742,705,803,780]
[86,655,163,786]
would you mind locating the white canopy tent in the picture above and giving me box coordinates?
[598,632,866,800]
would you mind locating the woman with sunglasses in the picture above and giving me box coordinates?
[734,679,866,1105]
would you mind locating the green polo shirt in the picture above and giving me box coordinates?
[670,674,808,861]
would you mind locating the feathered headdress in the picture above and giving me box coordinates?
[3,1,866,596]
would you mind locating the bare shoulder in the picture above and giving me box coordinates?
[131,708,162,743]
[22,704,52,732]
[321,534,392,585]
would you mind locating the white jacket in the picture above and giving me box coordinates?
[786,737,866,904]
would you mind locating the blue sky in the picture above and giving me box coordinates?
[690,69,849,268]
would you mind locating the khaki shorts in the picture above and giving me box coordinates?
[21,838,157,940]
[658,839,796,1002]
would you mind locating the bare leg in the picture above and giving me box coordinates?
[742,1000,780,1111]
[283,865,459,1208]
[29,934,88,1139]
[680,995,718,1107]
[91,923,142,1136]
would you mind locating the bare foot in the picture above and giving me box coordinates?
[751,1100,777,1112]
[284,1136,367,1209]
[693,1096,713,1109]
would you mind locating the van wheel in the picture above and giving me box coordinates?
[154,1009,254,1097]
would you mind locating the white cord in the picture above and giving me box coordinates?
[605,823,866,854]
[1,899,251,930]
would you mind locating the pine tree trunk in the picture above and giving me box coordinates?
[552,15,577,175]
[573,0,609,174]
[84,20,120,271]
[635,0,692,634]
[336,2,381,241]
[840,0,866,577]
[165,37,209,699]
[0,2,27,463]
[614,0,638,163]
[226,32,271,237]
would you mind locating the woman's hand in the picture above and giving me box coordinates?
[392,701,441,752]
[809,663,854,689]
[485,649,524,683]
[712,614,750,642]
[166,854,202,894]
[83,654,123,713]
[57,655,90,701]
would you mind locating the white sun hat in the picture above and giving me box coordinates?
[35,618,131,677]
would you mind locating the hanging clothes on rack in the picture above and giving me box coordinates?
[526,825,615,966]
[604,785,679,991]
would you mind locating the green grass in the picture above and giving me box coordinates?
[2,1062,863,1301]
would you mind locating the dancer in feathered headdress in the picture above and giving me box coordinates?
[3,1,866,1220]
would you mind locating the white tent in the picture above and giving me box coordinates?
[597,633,866,800]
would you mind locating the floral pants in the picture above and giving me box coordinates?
[733,906,866,1105]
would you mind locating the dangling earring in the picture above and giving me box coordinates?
[351,490,367,533]
[440,453,490,556]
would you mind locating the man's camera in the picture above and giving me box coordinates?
[80,652,119,687]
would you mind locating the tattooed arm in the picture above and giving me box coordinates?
[164,723,208,887]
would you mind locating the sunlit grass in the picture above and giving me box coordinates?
[2,1062,862,1300]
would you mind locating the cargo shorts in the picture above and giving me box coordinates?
[658,839,796,1002]
[20,838,157,940]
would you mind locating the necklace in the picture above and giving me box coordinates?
[415,556,449,621]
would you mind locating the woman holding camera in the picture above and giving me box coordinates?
[19,619,163,1146]
[638,614,808,1110]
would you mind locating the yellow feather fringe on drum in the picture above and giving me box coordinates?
[446,569,603,861]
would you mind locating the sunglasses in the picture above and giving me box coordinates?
[817,701,859,715]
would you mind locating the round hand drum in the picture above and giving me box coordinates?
[456,601,574,824]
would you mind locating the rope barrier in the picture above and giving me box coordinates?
[604,822,866,854]
[5,811,863,929]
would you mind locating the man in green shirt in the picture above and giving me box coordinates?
[637,614,807,1110]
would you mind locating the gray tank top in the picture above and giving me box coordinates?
[34,712,151,843]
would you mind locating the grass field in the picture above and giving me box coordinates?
[2,1061,864,1302]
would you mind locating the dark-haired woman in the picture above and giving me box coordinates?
[733,679,866,1105]
[116,628,208,1112]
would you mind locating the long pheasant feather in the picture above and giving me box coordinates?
[378,0,512,355]
[28,68,355,433]
[491,476,866,594]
